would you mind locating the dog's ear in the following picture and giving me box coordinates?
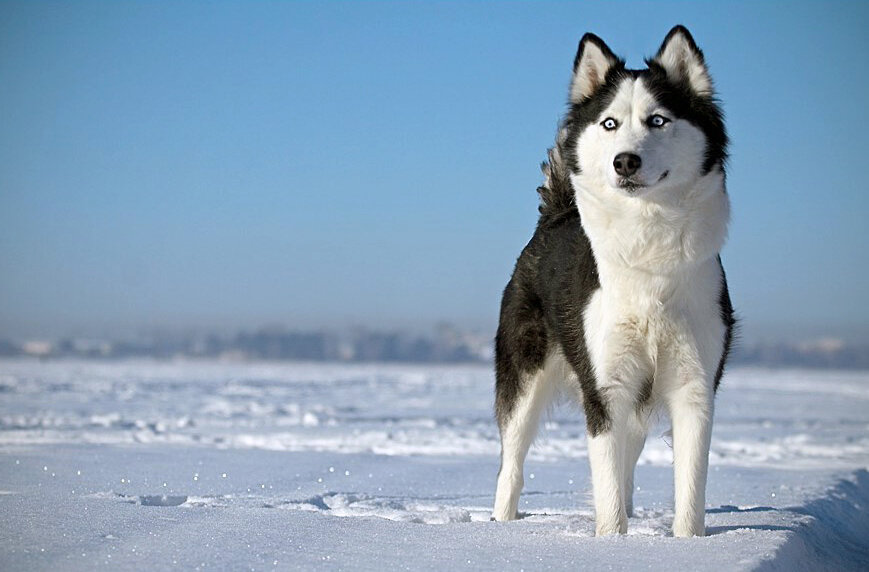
[570,33,620,103]
[653,25,713,96]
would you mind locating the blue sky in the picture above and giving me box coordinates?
[1,1,867,342]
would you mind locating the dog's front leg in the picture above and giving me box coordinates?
[587,395,631,535]
[668,381,713,537]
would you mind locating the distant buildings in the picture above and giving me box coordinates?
[0,324,494,364]
[731,338,869,369]
[1,328,867,369]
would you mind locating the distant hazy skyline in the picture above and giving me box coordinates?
[2,1,868,343]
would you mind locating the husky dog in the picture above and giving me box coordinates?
[492,26,734,537]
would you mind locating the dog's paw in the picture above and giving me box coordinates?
[490,511,517,522]
[673,518,706,537]
[595,515,628,536]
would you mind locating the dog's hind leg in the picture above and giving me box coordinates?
[492,362,556,521]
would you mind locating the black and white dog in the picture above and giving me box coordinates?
[492,26,734,537]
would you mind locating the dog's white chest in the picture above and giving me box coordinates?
[574,171,729,275]
[575,180,730,383]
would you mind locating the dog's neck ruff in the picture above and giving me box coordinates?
[572,168,729,283]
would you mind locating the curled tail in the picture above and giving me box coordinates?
[536,127,576,221]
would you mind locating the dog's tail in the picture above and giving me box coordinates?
[536,127,576,220]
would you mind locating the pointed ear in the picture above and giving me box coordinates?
[653,25,713,96]
[570,33,621,103]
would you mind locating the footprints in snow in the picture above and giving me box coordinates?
[106,490,490,523]
[270,492,483,524]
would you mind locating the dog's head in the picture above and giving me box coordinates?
[566,26,727,199]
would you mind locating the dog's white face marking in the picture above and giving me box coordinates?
[574,77,707,198]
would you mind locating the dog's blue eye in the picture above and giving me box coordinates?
[601,118,618,131]
[648,114,670,128]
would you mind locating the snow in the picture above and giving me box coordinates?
[1,359,868,570]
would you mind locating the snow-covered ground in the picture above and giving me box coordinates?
[1,359,867,570]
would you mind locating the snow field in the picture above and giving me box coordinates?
[1,359,867,570]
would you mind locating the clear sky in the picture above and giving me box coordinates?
[1,1,868,343]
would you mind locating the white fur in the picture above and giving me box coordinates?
[492,352,565,521]
[572,76,729,537]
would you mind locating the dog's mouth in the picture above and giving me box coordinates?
[617,170,669,193]
[618,180,645,193]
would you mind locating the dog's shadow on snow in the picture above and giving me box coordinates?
[705,505,795,535]
[706,505,777,514]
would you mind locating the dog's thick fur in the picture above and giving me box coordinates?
[492,26,734,537]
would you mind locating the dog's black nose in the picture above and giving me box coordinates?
[613,153,642,177]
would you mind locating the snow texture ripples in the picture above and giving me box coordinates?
[1,360,868,470]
